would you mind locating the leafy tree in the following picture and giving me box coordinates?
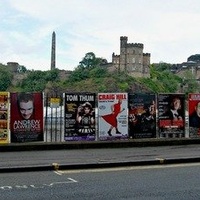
[19,70,59,92]
[79,52,107,69]
[67,67,90,82]
[17,65,27,73]
[44,69,59,82]
[88,66,108,78]
[0,67,13,91]
[67,52,108,83]
[181,70,199,94]
[152,62,172,72]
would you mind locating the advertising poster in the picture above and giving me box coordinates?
[158,93,185,138]
[188,93,200,137]
[64,93,96,141]
[0,92,10,144]
[128,93,156,139]
[98,93,128,140]
[10,92,44,142]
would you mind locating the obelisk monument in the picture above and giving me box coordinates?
[51,31,56,70]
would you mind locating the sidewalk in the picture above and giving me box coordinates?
[1,138,200,173]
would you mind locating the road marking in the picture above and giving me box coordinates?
[54,170,62,176]
[57,162,200,174]
[0,178,78,191]
[68,178,78,183]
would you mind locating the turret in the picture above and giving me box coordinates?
[120,36,128,48]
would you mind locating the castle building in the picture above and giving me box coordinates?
[110,36,151,78]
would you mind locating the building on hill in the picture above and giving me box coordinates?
[102,36,151,78]
[171,54,200,79]
[7,62,19,72]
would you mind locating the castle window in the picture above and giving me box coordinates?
[132,66,136,71]
[132,58,135,63]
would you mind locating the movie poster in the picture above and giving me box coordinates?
[64,93,96,141]
[98,93,128,140]
[10,92,44,142]
[188,93,200,137]
[0,92,10,144]
[128,93,156,139]
[158,93,185,138]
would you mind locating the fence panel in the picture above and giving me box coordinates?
[44,93,64,142]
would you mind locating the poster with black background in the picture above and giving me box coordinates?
[64,93,96,141]
[128,93,156,138]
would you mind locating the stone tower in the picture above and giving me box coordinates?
[112,36,150,77]
[51,31,56,70]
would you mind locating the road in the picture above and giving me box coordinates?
[0,163,200,200]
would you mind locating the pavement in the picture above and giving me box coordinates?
[1,137,200,173]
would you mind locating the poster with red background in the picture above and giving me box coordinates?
[188,93,200,137]
[10,92,44,142]
[158,93,185,138]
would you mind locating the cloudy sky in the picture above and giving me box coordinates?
[1,0,200,71]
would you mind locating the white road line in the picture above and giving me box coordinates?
[54,170,63,176]
[58,162,200,174]
[68,178,78,183]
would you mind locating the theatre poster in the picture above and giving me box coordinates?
[64,93,96,141]
[0,92,10,144]
[188,93,200,138]
[158,93,185,138]
[10,92,44,142]
[98,93,128,141]
[128,93,156,139]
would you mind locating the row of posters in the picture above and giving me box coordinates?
[63,92,200,141]
[1,92,200,143]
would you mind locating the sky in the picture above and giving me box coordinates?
[1,0,200,71]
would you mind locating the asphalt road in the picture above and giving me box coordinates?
[1,163,200,200]
[1,144,200,172]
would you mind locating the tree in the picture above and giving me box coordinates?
[67,52,108,83]
[19,70,59,92]
[79,52,108,69]
[181,70,199,94]
[152,62,172,72]
[0,68,12,91]
[17,65,27,73]
[88,66,108,78]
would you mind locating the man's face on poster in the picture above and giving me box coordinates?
[19,100,34,119]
